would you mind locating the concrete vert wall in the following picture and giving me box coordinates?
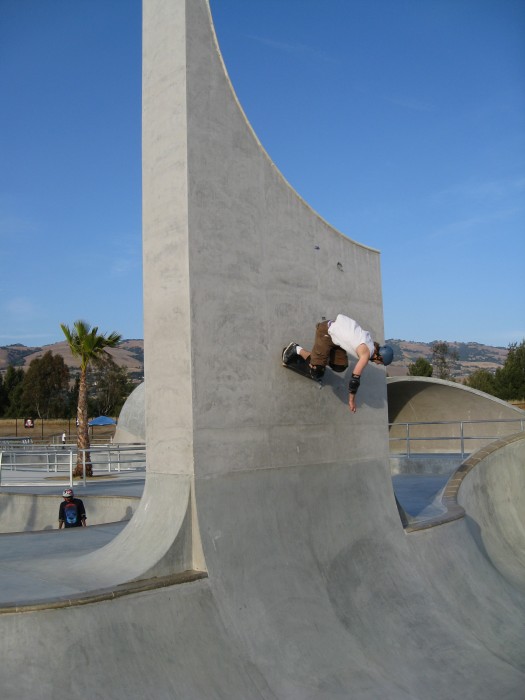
[139,0,389,569]
[388,376,525,453]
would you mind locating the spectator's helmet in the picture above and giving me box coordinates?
[378,345,394,366]
[63,488,74,498]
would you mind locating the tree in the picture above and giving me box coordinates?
[431,341,459,380]
[87,353,134,417]
[408,357,433,377]
[0,374,7,416]
[21,351,70,419]
[463,369,497,395]
[2,366,25,417]
[61,321,122,477]
[494,340,525,401]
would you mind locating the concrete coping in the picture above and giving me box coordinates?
[0,570,208,614]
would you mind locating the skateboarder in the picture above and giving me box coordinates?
[58,488,87,529]
[282,314,393,413]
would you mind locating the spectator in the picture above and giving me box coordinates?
[58,488,87,529]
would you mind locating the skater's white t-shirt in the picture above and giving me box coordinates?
[328,315,374,358]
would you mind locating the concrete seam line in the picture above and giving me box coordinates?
[0,570,208,615]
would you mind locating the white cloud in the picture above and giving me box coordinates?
[3,297,38,318]
[431,176,525,204]
[109,251,141,277]
[0,333,54,342]
[246,34,337,63]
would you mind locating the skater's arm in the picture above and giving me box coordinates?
[347,344,370,413]
[353,344,370,377]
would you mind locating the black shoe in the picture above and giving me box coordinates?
[309,365,325,380]
[282,342,298,364]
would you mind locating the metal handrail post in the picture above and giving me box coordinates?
[407,424,411,457]
[69,450,73,487]
[460,422,465,459]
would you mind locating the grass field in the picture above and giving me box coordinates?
[0,418,116,444]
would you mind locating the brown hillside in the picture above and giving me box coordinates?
[0,338,509,383]
[0,339,144,380]
[386,339,508,380]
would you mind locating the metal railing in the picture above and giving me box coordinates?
[0,443,146,488]
[389,418,525,458]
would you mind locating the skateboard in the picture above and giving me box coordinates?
[282,352,323,386]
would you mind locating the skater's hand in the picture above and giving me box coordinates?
[348,393,357,413]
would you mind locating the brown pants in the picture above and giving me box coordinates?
[309,321,348,371]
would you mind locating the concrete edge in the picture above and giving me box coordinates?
[404,432,525,533]
[0,492,141,534]
[0,520,133,538]
[0,570,208,615]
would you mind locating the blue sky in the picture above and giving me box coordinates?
[1,0,524,348]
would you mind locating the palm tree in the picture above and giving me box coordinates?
[61,320,122,477]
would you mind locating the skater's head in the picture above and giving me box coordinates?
[371,343,394,366]
[62,488,74,500]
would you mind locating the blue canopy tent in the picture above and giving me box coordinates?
[88,416,117,439]
[88,416,117,427]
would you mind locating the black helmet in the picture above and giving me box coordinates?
[378,345,394,366]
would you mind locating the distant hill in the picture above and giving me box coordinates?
[386,339,508,380]
[0,338,508,382]
[0,340,144,384]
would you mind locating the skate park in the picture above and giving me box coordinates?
[1,1,525,698]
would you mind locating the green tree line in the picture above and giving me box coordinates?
[0,349,134,420]
[408,340,525,401]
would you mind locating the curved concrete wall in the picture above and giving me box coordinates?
[0,493,138,533]
[113,382,145,444]
[458,433,525,593]
[388,376,525,453]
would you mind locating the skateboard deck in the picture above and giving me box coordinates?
[282,353,323,385]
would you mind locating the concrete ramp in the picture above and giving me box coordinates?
[457,432,525,594]
[0,492,138,533]
[0,1,524,698]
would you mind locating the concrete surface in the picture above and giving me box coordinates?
[390,453,465,475]
[0,2,524,699]
[457,432,525,594]
[113,382,145,443]
[392,474,449,519]
[388,376,525,454]
[0,490,139,533]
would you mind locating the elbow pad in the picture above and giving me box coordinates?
[348,374,361,394]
